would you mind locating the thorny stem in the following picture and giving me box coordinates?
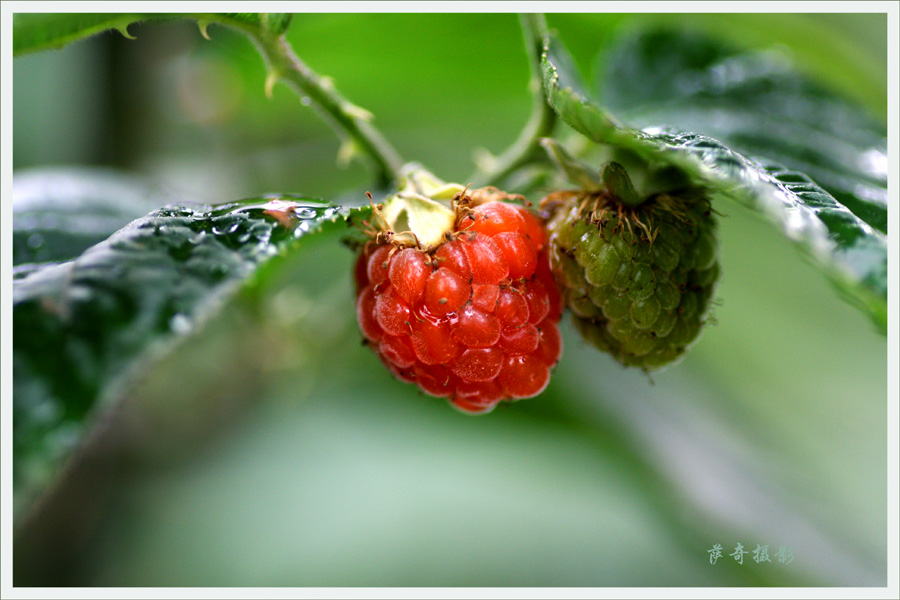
[204,15,404,189]
[471,13,557,187]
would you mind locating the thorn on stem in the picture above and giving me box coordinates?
[116,24,137,40]
[196,20,212,40]
[265,71,279,99]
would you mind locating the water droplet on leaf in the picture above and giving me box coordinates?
[294,207,317,219]
[27,233,44,249]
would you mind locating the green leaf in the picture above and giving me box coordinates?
[541,30,887,332]
[600,161,642,207]
[540,35,620,145]
[13,193,355,521]
[12,12,293,56]
[13,13,145,55]
[597,29,887,234]
[539,138,602,190]
[13,167,182,266]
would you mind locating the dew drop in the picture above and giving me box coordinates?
[294,207,318,219]
[212,222,241,236]
[27,233,44,249]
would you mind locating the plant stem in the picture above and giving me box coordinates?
[205,15,404,189]
[472,13,556,187]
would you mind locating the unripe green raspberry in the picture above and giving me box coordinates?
[544,172,720,371]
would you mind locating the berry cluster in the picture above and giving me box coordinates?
[355,200,563,414]
[545,190,719,370]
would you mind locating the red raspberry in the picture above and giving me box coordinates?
[355,196,563,415]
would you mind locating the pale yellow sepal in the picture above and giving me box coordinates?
[379,192,456,252]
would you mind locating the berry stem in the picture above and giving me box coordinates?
[471,13,557,187]
[199,14,404,189]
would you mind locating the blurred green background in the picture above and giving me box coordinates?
[13,13,887,586]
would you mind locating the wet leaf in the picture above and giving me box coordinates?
[13,12,292,56]
[12,194,354,520]
[541,30,887,331]
[598,29,887,234]
[13,167,182,266]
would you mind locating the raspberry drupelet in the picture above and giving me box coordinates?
[354,191,563,415]
[542,162,719,371]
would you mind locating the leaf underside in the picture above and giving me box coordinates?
[541,29,887,331]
